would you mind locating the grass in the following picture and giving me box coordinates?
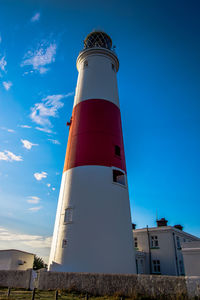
[0,288,130,300]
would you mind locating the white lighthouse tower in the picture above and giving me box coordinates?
[49,31,136,274]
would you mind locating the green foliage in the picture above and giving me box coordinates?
[33,255,47,270]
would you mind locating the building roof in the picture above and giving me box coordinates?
[133,226,200,240]
[0,249,35,256]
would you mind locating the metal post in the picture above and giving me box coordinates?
[31,288,36,300]
[7,287,11,297]
[55,290,58,300]
[85,293,89,300]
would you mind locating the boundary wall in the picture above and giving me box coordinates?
[0,270,200,299]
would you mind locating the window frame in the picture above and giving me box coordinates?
[150,235,159,249]
[152,259,161,274]
[64,207,73,224]
[112,168,127,187]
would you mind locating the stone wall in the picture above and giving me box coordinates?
[0,269,32,289]
[0,269,200,299]
[37,271,187,299]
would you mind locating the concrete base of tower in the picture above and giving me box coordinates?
[49,165,136,274]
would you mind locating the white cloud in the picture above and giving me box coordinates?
[19,125,32,129]
[48,139,60,145]
[30,92,73,129]
[27,196,40,204]
[1,127,15,133]
[0,227,51,262]
[35,127,53,134]
[47,183,51,187]
[28,206,42,212]
[3,81,12,91]
[0,56,7,72]
[31,12,40,22]
[21,139,38,150]
[21,41,57,74]
[0,150,23,162]
[34,171,47,181]
[52,187,55,191]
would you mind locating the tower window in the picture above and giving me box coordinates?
[111,63,116,72]
[113,170,126,186]
[84,60,88,67]
[64,208,73,223]
[115,145,121,157]
[62,239,67,248]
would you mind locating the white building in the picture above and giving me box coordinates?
[0,249,34,271]
[133,218,199,276]
[182,241,200,276]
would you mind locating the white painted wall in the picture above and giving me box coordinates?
[0,250,34,271]
[74,48,120,108]
[182,241,200,276]
[49,165,136,274]
[133,227,199,276]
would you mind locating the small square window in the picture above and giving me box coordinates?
[62,239,67,248]
[113,170,126,186]
[134,237,138,248]
[111,63,116,72]
[115,145,121,157]
[84,60,88,67]
[64,208,73,223]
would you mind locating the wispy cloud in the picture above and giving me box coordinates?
[21,41,57,74]
[0,35,2,44]
[30,93,73,131]
[52,187,55,191]
[0,56,7,72]
[19,125,32,129]
[31,12,40,23]
[48,139,60,145]
[27,196,40,204]
[21,139,38,150]
[28,206,42,212]
[47,183,51,187]
[34,171,47,181]
[0,150,22,162]
[1,127,15,133]
[3,81,12,91]
[35,127,53,134]
[0,227,51,262]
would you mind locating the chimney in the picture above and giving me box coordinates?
[174,224,183,231]
[156,218,168,227]
[132,223,136,230]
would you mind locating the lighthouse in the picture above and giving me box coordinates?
[49,31,136,274]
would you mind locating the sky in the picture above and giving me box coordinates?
[0,0,200,262]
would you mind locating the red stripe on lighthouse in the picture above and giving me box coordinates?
[63,99,126,172]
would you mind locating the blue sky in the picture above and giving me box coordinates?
[0,0,200,261]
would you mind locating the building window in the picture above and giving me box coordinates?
[151,235,159,248]
[64,208,73,223]
[152,260,161,273]
[176,236,181,249]
[179,260,185,275]
[115,145,121,157]
[62,239,67,248]
[134,237,138,248]
[113,169,126,186]
[84,60,88,67]
[111,63,116,72]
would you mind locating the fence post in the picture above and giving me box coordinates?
[85,293,89,300]
[31,288,36,300]
[7,287,11,297]
[55,290,58,300]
